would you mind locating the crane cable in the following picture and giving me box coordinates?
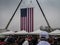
[5,0,23,29]
[36,0,52,31]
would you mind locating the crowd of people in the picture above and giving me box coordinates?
[3,35,39,45]
[0,33,60,45]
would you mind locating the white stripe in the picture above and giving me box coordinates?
[26,8,28,31]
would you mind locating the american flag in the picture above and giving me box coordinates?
[20,8,33,32]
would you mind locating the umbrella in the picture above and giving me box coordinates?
[49,30,60,35]
[29,29,42,35]
[0,31,15,35]
[15,30,28,35]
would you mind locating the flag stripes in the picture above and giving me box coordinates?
[20,8,33,32]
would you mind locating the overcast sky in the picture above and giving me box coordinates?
[0,0,60,31]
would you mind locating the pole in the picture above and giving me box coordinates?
[5,0,23,29]
[36,0,52,31]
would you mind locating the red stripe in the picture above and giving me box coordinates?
[23,17,25,30]
[24,17,26,30]
[29,8,30,32]
[32,8,34,31]
[20,18,23,30]
[28,8,30,32]
[21,17,23,30]
[31,8,32,32]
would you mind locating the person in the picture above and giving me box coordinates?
[4,36,9,42]
[18,37,25,45]
[48,36,54,45]
[32,37,37,45]
[4,36,10,45]
[28,36,33,45]
[37,31,50,45]
[6,35,15,45]
[22,37,29,45]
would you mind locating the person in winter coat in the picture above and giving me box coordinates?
[37,31,50,45]
[22,37,29,45]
